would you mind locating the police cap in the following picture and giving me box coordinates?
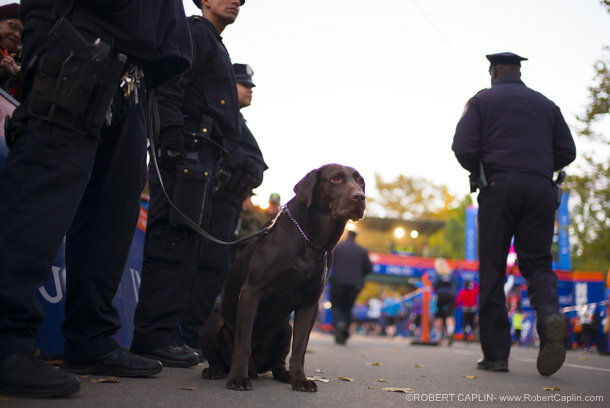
[486,52,528,68]
[193,0,245,10]
[233,63,255,87]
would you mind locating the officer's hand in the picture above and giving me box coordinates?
[159,129,186,170]
[159,147,185,170]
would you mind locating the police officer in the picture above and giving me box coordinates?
[131,0,245,367]
[0,0,192,398]
[181,62,267,352]
[452,52,576,376]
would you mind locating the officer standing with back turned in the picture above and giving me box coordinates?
[0,0,192,398]
[452,52,576,376]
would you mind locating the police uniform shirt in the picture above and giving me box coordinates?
[452,75,576,180]
[157,15,241,150]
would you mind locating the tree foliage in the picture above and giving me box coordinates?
[577,46,610,143]
[427,194,472,259]
[372,173,458,221]
[568,5,610,271]
[564,156,610,271]
[371,173,470,259]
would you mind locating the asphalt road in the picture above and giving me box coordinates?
[2,332,609,408]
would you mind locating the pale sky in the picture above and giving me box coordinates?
[4,1,610,214]
[182,0,610,214]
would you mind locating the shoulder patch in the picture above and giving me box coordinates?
[460,101,470,119]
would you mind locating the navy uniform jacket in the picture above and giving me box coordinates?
[157,15,241,152]
[19,0,193,89]
[452,75,576,180]
[225,114,267,186]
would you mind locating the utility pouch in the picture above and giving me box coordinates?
[169,161,210,228]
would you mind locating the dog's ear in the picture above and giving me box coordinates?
[294,168,319,208]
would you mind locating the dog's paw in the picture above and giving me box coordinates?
[202,366,224,380]
[291,379,318,392]
[272,368,291,383]
[226,376,253,391]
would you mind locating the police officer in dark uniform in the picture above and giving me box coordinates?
[131,0,245,367]
[181,62,267,352]
[0,0,192,398]
[452,52,576,376]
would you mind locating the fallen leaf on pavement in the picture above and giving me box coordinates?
[260,372,274,379]
[179,387,195,391]
[383,387,414,394]
[307,376,329,383]
[338,377,353,381]
[314,369,326,373]
[364,362,382,366]
[463,375,476,379]
[367,386,414,394]
[414,363,426,368]
[542,387,560,391]
[378,379,388,382]
[91,377,120,383]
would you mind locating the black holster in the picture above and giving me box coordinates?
[168,160,210,228]
[183,115,227,161]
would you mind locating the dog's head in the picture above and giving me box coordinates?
[294,164,366,221]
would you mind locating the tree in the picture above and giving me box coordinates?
[564,157,610,271]
[565,2,610,271]
[372,173,459,220]
[427,194,472,259]
[577,46,610,143]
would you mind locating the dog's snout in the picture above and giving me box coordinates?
[351,191,365,202]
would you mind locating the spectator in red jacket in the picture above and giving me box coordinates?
[455,280,479,343]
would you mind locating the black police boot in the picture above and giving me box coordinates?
[133,345,199,368]
[537,314,566,376]
[476,358,509,372]
[62,347,163,377]
[0,351,80,398]
[182,344,205,363]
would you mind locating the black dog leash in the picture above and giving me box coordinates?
[147,90,271,246]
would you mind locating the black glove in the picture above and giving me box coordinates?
[159,127,185,170]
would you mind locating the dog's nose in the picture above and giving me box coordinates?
[351,191,365,202]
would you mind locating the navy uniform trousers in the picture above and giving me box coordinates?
[181,188,242,349]
[0,80,147,364]
[131,144,220,352]
[477,172,558,362]
[330,284,359,329]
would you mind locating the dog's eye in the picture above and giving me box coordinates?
[358,178,365,186]
[331,175,341,182]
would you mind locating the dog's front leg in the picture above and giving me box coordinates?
[289,301,319,392]
[226,285,260,391]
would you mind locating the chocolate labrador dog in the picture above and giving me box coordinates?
[200,164,366,392]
